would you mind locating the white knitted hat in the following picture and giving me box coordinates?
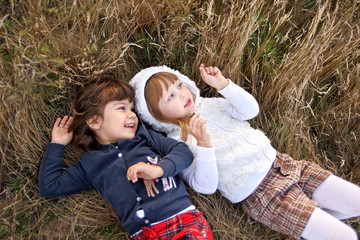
[130,65,200,133]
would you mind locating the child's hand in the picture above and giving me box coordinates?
[127,162,164,183]
[51,116,74,146]
[199,63,229,90]
[189,113,212,148]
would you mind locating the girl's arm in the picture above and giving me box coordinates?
[200,64,259,120]
[181,145,218,194]
[217,80,259,120]
[145,126,194,177]
[38,143,93,198]
[181,113,218,194]
[38,116,93,198]
[152,125,218,194]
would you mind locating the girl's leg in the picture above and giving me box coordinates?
[312,175,360,219]
[301,207,358,240]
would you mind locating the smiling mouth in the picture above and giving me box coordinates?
[125,123,135,128]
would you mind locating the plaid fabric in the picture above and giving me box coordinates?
[131,210,213,240]
[241,152,332,239]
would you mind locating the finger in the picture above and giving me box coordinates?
[189,118,198,134]
[190,113,200,121]
[132,168,139,182]
[204,67,210,75]
[64,116,73,129]
[190,113,200,122]
[197,119,206,131]
[128,169,138,183]
[192,118,205,133]
[59,116,69,127]
[209,66,214,75]
[127,166,136,181]
[132,164,146,182]
[132,175,138,183]
[54,118,61,128]
[200,121,207,132]
[214,67,220,75]
[127,167,132,180]
[189,114,201,130]
[199,67,209,81]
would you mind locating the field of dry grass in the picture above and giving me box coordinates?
[1,0,359,239]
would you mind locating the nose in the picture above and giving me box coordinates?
[128,111,136,119]
[179,89,185,100]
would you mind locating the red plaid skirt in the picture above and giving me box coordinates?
[130,210,213,240]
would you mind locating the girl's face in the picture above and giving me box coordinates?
[95,99,138,145]
[158,79,195,119]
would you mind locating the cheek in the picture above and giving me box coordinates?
[163,105,175,116]
[158,104,170,117]
[161,104,179,118]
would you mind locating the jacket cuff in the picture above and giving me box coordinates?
[156,160,176,177]
[43,143,66,158]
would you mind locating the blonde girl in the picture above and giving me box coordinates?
[130,64,360,240]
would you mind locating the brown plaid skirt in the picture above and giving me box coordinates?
[241,152,332,239]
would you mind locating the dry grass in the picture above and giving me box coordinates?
[1,0,359,239]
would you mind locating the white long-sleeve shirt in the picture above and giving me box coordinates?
[180,145,217,194]
[131,65,277,203]
[166,80,276,202]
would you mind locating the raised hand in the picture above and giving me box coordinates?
[199,63,229,90]
[51,116,74,146]
[189,113,212,148]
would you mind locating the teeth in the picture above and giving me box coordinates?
[126,123,134,127]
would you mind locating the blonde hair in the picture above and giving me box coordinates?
[144,72,191,141]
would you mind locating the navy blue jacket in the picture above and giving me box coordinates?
[38,124,194,235]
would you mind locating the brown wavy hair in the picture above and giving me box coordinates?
[69,75,135,151]
[144,72,191,141]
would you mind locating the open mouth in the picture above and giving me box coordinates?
[184,99,192,108]
[125,123,135,128]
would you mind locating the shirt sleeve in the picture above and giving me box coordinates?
[181,145,218,194]
[146,128,194,177]
[217,79,260,120]
[38,143,93,198]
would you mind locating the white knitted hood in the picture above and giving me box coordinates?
[130,65,201,133]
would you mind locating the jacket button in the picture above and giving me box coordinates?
[144,220,149,224]
[136,197,141,202]
[118,153,122,158]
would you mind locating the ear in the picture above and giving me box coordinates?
[86,115,102,130]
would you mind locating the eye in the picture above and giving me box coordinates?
[177,83,182,89]
[117,106,125,111]
[168,93,174,101]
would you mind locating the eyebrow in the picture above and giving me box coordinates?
[159,94,168,104]
[159,86,170,103]
[112,100,133,106]
[162,80,179,96]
